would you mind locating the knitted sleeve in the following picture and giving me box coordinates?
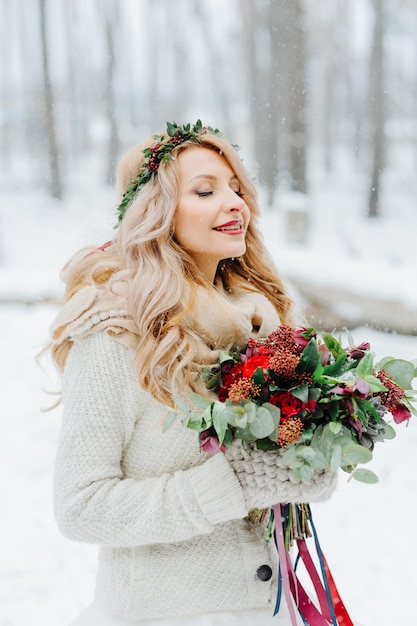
[53,332,247,547]
[226,440,337,510]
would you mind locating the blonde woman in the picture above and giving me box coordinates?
[50,121,336,626]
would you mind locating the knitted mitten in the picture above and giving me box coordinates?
[225,440,337,511]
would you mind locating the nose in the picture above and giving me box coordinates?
[223,189,246,212]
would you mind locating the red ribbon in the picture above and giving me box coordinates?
[273,503,355,626]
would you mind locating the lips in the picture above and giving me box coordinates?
[213,220,244,233]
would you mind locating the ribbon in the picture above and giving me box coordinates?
[272,503,355,626]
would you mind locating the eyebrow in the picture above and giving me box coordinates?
[189,174,239,183]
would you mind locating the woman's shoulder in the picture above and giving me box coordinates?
[50,280,139,360]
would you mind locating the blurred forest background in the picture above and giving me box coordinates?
[2,5,417,625]
[1,0,417,331]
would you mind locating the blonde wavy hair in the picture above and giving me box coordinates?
[51,129,294,405]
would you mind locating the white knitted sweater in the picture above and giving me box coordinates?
[53,286,336,621]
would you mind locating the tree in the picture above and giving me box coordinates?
[367,0,386,218]
[283,0,308,194]
[38,0,62,199]
[239,0,308,204]
[102,0,120,183]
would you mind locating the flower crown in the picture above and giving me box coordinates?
[116,119,221,224]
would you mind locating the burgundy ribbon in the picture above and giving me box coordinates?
[273,504,355,626]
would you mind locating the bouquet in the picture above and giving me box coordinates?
[167,325,417,625]
[168,325,416,484]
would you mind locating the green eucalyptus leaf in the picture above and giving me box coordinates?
[299,463,314,482]
[296,447,316,461]
[382,423,396,439]
[310,449,329,470]
[250,406,275,438]
[350,468,379,484]
[261,402,281,425]
[222,428,233,448]
[281,445,298,465]
[234,426,257,442]
[186,415,204,431]
[382,359,416,389]
[162,410,177,433]
[363,374,388,393]
[173,396,191,414]
[330,444,342,472]
[212,402,228,444]
[261,403,280,441]
[328,422,342,435]
[320,424,336,457]
[219,350,235,364]
[341,442,372,466]
[187,392,212,410]
[224,403,249,428]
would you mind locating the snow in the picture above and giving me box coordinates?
[1,155,416,626]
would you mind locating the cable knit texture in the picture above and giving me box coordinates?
[226,441,337,510]
[52,287,337,621]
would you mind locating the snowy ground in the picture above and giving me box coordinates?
[1,150,417,626]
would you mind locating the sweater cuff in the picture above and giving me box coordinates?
[187,454,248,525]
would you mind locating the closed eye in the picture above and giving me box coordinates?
[197,191,214,197]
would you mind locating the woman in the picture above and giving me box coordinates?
[50,121,336,626]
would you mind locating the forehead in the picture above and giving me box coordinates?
[177,146,236,180]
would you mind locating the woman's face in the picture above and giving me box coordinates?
[174,147,250,282]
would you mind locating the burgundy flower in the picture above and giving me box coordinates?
[199,429,226,454]
[331,380,370,399]
[348,342,371,360]
[376,369,411,424]
[294,327,316,352]
[390,404,412,424]
[318,343,331,366]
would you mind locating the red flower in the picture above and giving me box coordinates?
[270,391,312,419]
[221,363,244,388]
[242,356,270,379]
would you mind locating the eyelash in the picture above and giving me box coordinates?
[197,190,245,198]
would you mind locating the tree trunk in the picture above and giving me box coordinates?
[239,0,261,154]
[194,0,233,138]
[368,0,385,218]
[286,0,308,194]
[39,0,62,199]
[103,0,120,183]
[239,0,279,205]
